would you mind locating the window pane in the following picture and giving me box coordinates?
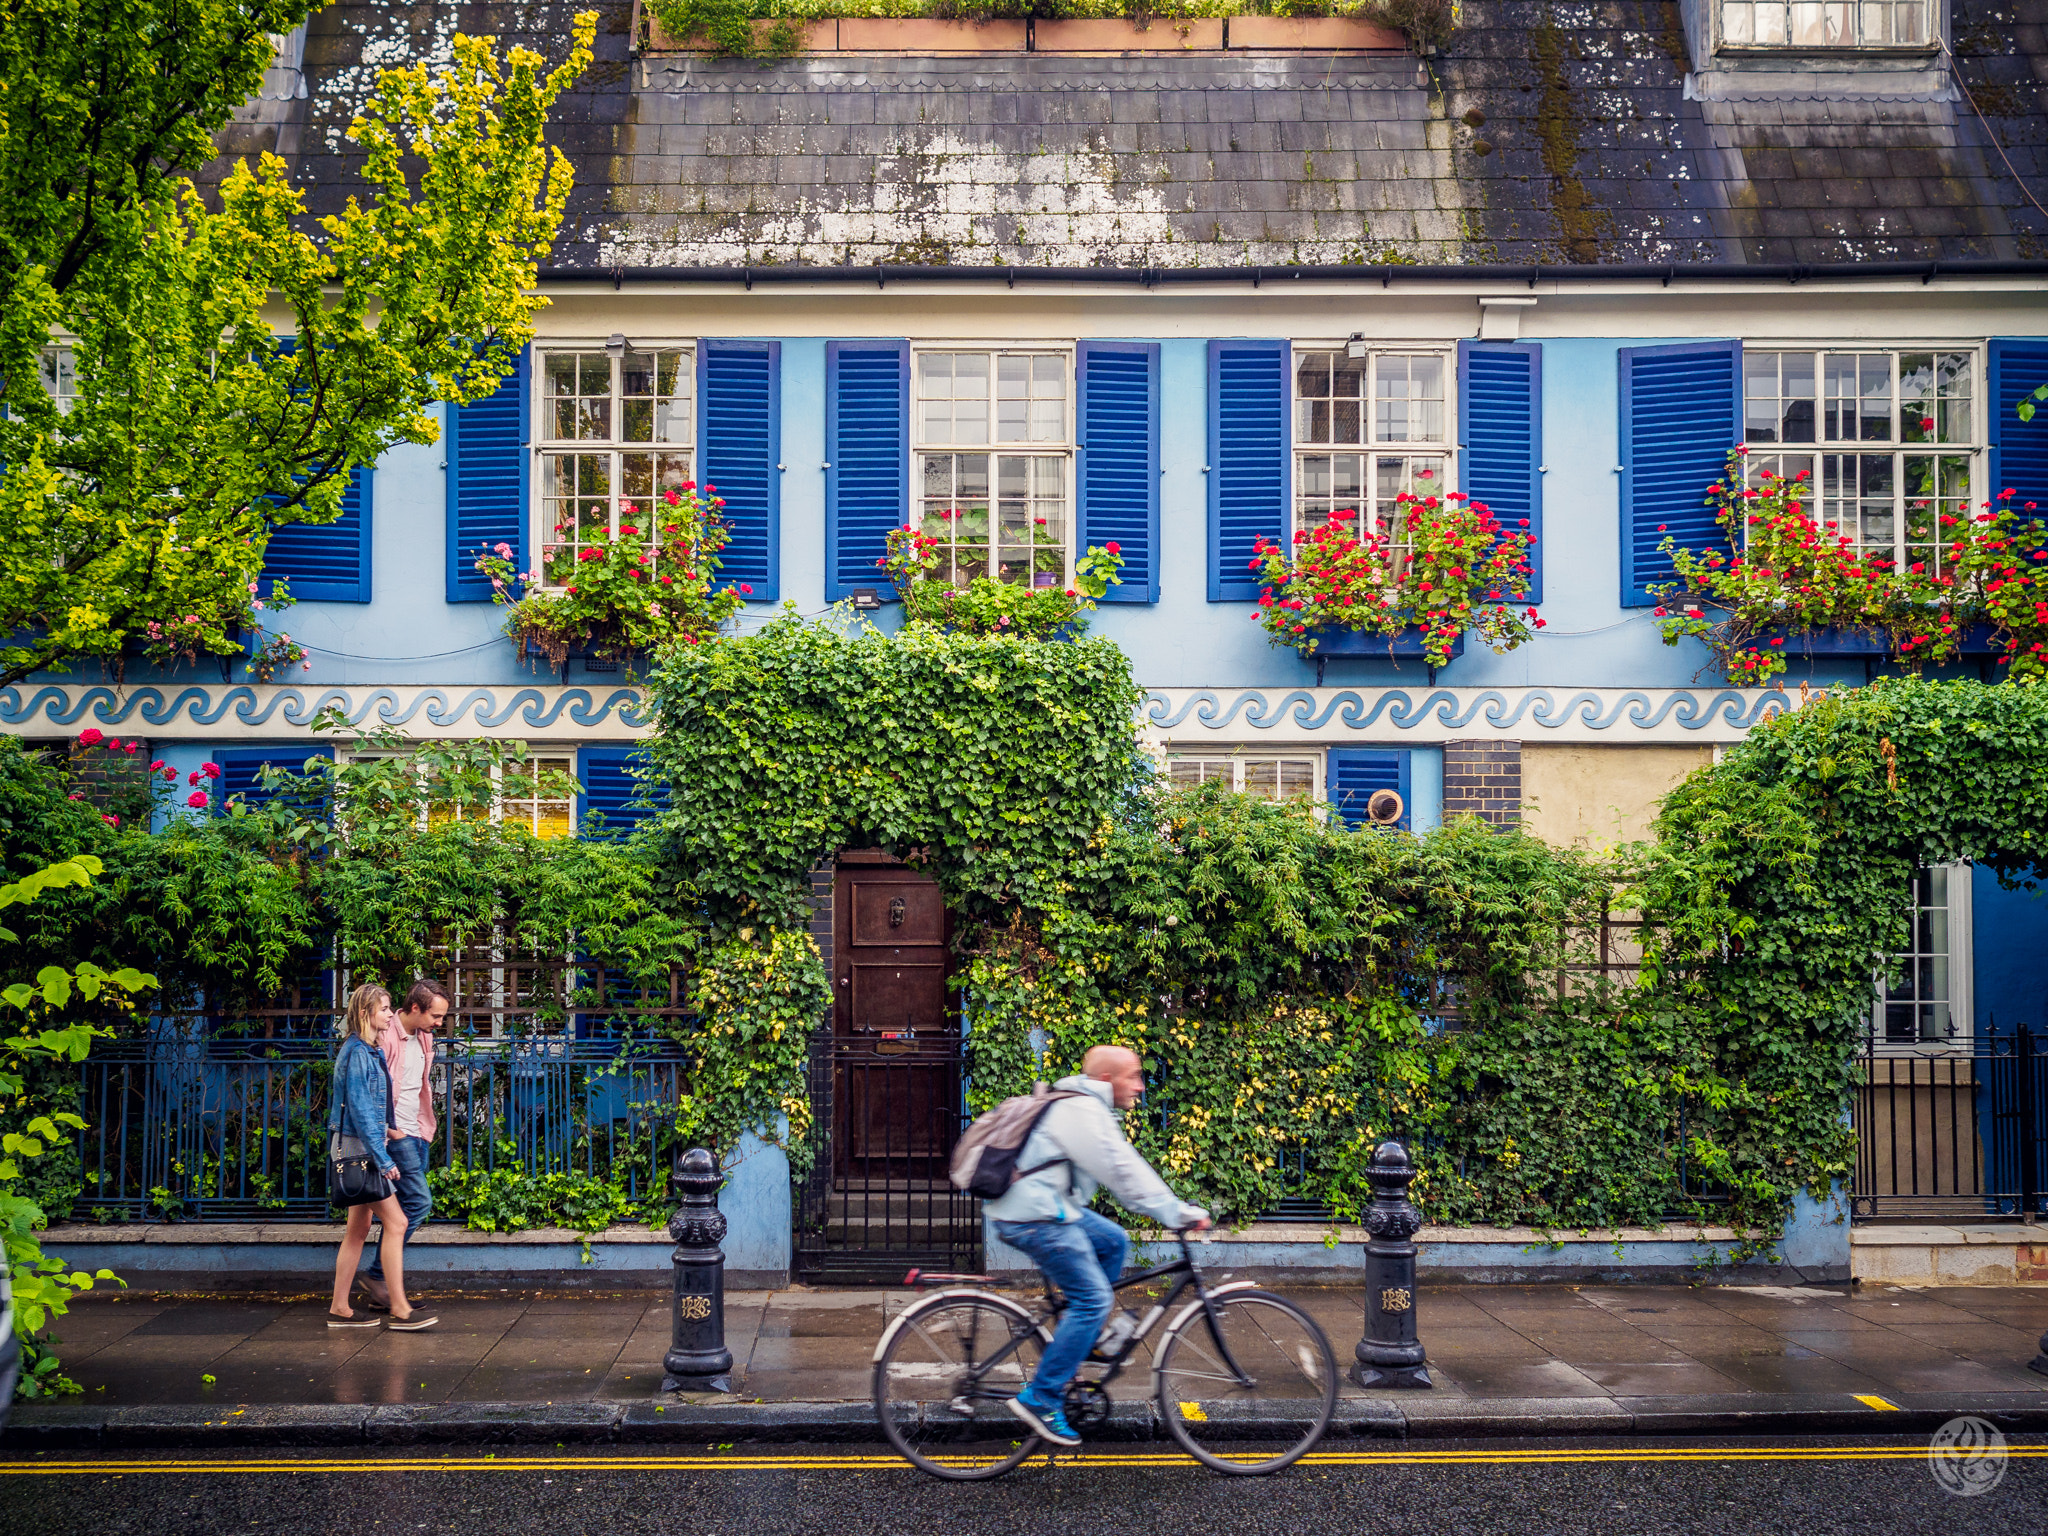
[1903,454,1972,576]
[1243,761,1280,800]
[1858,355,1891,442]
[620,349,691,446]
[544,351,613,442]
[1756,1,1786,42]
[1295,351,1334,443]
[1375,355,1446,444]
[920,453,992,585]
[990,455,1067,587]
[1279,760,1316,799]
[1724,0,1755,41]
[542,452,616,564]
[1882,865,1960,1045]
[40,349,77,412]
[919,352,992,447]
[504,757,575,841]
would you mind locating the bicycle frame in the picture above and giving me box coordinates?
[924,1234,1258,1404]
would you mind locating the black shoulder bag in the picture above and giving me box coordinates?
[329,1041,393,1207]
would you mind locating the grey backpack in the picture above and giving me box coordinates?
[949,1083,1082,1199]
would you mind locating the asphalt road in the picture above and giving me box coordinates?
[5,1438,2046,1536]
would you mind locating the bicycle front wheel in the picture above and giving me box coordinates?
[873,1292,1048,1480]
[1154,1290,1338,1474]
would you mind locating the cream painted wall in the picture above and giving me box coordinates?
[1520,745,1714,849]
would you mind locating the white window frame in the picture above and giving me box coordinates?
[910,341,1077,590]
[39,347,77,414]
[1288,342,1458,555]
[1739,341,1985,578]
[1163,747,1326,804]
[532,340,697,589]
[1718,0,1935,50]
[337,749,579,841]
[1873,861,1973,1050]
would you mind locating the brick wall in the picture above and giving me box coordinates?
[1443,740,1521,827]
[808,859,835,976]
[66,738,152,816]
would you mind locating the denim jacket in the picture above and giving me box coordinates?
[328,1035,398,1176]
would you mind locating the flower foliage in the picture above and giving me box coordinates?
[1250,490,1541,667]
[879,525,1125,639]
[482,485,747,670]
[1654,450,2048,684]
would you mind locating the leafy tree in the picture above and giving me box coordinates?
[0,1,596,684]
[0,856,154,1399]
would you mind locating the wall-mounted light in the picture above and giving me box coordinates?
[1345,333,1368,359]
[848,587,884,612]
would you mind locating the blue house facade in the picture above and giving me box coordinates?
[9,1,2048,1278]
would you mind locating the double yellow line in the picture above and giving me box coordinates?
[5,1445,2044,1476]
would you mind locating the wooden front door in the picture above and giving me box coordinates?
[831,857,957,1176]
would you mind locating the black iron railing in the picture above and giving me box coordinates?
[794,1036,981,1282]
[1852,1024,2048,1222]
[63,965,694,1223]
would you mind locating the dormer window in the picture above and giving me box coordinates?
[1720,0,1929,49]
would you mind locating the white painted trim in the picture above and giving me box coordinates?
[0,683,1804,744]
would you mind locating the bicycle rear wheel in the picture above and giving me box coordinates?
[873,1292,1048,1480]
[1154,1290,1338,1474]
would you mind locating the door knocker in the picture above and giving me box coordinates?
[888,896,906,928]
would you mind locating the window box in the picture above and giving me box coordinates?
[1306,625,1468,662]
[1749,622,2004,660]
[1302,624,1467,686]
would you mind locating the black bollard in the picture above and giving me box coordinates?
[661,1146,735,1394]
[2031,1328,2048,1378]
[1349,1139,1433,1390]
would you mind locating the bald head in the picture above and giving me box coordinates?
[1083,1044,1146,1109]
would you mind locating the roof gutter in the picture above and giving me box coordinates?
[535,259,2048,289]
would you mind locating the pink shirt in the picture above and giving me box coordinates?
[376,1022,437,1142]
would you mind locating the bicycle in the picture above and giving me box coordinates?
[871,1229,1338,1480]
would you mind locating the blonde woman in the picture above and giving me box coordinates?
[326,984,437,1330]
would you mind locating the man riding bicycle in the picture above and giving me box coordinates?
[985,1043,1211,1447]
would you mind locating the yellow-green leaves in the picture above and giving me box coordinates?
[0,7,595,682]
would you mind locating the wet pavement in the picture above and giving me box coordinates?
[36,1280,2048,1409]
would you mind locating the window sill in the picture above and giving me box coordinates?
[1714,43,1940,58]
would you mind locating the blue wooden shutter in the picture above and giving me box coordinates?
[1458,340,1543,605]
[263,463,372,602]
[1327,749,1411,831]
[1989,338,2048,517]
[577,746,667,838]
[1618,340,1740,608]
[445,346,530,603]
[700,340,781,603]
[825,341,909,601]
[1078,341,1160,603]
[211,745,334,812]
[1207,340,1290,602]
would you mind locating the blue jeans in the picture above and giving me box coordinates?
[995,1210,1129,1403]
[363,1135,431,1282]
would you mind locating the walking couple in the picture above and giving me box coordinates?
[326,979,449,1331]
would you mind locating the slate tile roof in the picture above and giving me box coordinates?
[249,0,2048,270]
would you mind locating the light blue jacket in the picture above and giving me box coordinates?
[982,1074,1208,1230]
[328,1035,399,1177]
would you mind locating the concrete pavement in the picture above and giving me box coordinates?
[9,1278,2048,1447]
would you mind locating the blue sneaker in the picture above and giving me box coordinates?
[1006,1387,1082,1447]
